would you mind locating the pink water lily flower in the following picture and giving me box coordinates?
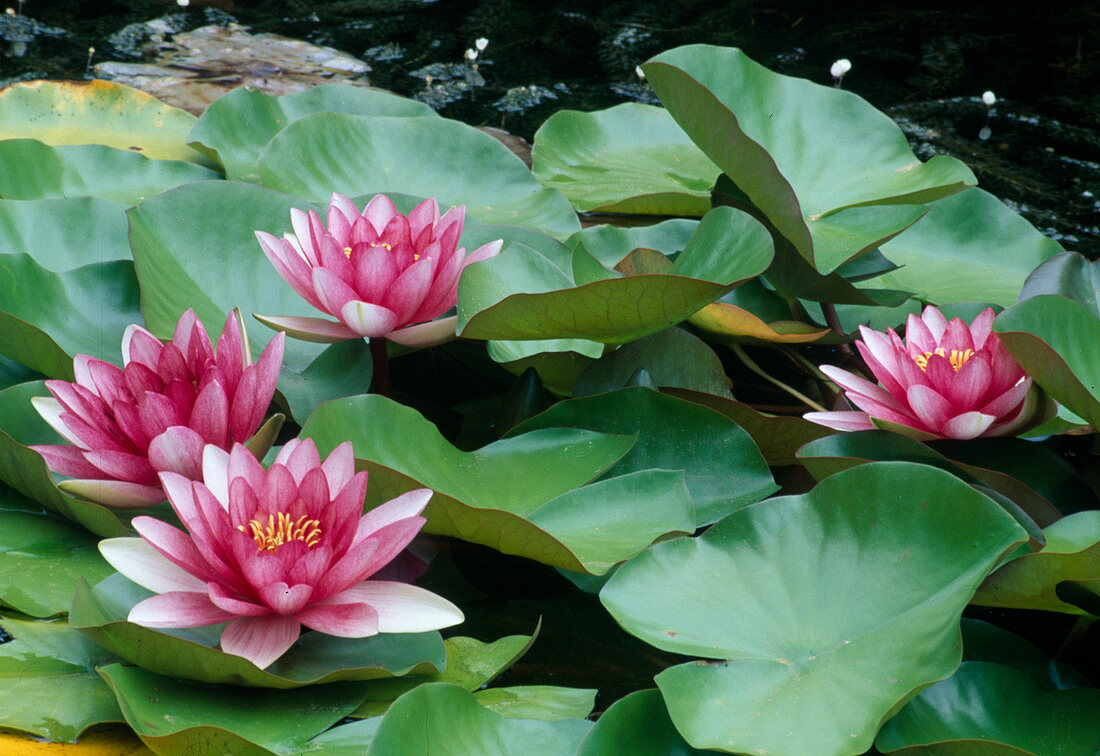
[99,439,463,670]
[31,309,284,509]
[805,306,1042,440]
[254,193,502,347]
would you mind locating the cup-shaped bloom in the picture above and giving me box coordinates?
[99,440,463,669]
[255,193,502,347]
[31,309,285,508]
[805,307,1043,440]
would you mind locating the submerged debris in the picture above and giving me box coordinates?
[492,84,557,113]
[0,9,66,58]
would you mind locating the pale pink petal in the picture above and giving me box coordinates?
[339,301,400,338]
[382,258,435,325]
[258,582,314,615]
[220,615,301,669]
[939,317,975,355]
[312,538,381,600]
[227,442,266,492]
[357,489,433,542]
[319,441,356,494]
[941,411,997,440]
[904,312,936,353]
[280,436,322,483]
[122,324,164,370]
[333,581,464,633]
[980,378,1033,418]
[253,313,361,343]
[130,591,238,628]
[462,239,504,268]
[58,478,165,508]
[919,306,949,342]
[363,194,399,235]
[387,316,460,348]
[99,537,208,593]
[803,411,876,432]
[30,396,85,447]
[159,470,201,525]
[30,444,104,479]
[351,244,400,304]
[147,426,206,479]
[312,267,361,316]
[289,209,318,264]
[968,308,996,350]
[202,445,231,508]
[171,309,200,355]
[131,515,211,580]
[208,582,271,616]
[329,193,360,226]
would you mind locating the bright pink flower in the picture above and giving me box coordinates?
[99,439,463,669]
[31,309,285,509]
[254,193,502,347]
[805,306,1042,440]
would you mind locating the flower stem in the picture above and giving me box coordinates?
[731,343,827,413]
[369,337,391,397]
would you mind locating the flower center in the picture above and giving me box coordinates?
[239,513,322,554]
[343,241,393,259]
[914,347,974,373]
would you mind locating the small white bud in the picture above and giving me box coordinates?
[177,0,190,6]
[4,8,14,16]
[982,90,996,106]
[635,65,645,79]
[475,37,489,52]
[464,48,478,61]
[978,126,992,141]
[830,58,852,79]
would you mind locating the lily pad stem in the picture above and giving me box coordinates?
[731,343,826,412]
[369,336,391,397]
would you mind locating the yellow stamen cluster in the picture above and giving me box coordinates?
[239,513,322,554]
[914,347,974,373]
[343,241,394,259]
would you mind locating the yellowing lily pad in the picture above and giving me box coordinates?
[0,80,214,168]
[690,302,829,343]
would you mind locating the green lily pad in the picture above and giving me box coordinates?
[0,382,131,537]
[0,79,213,167]
[302,394,694,574]
[365,683,592,755]
[662,387,832,467]
[994,295,1100,430]
[566,219,699,268]
[487,338,603,395]
[189,84,437,182]
[644,45,975,273]
[458,206,772,343]
[307,718,383,755]
[99,663,369,756]
[0,355,39,390]
[532,103,720,216]
[0,254,142,380]
[0,197,130,270]
[474,685,596,721]
[1018,250,1100,316]
[0,614,124,742]
[511,386,776,526]
[866,188,1063,307]
[875,661,1100,755]
[0,485,113,617]
[573,327,732,398]
[797,431,1064,529]
[275,339,373,424]
[972,511,1100,615]
[257,113,581,238]
[600,462,1027,756]
[352,631,537,717]
[576,689,710,755]
[0,141,220,206]
[960,619,1087,691]
[70,574,446,688]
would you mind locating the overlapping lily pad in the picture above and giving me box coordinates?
[532,103,720,216]
[875,661,1100,754]
[302,394,695,574]
[566,219,699,268]
[576,689,709,755]
[0,485,113,617]
[458,206,772,343]
[474,685,596,721]
[189,84,438,183]
[100,663,369,756]
[972,511,1100,615]
[511,386,776,525]
[868,188,1063,307]
[0,141,220,206]
[0,382,132,537]
[0,254,142,379]
[1018,250,1100,314]
[600,462,1027,756]
[70,574,446,688]
[0,614,124,742]
[643,45,975,273]
[0,79,213,167]
[364,683,592,755]
[257,113,581,237]
[994,295,1100,430]
[0,197,130,270]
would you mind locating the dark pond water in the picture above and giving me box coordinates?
[2,1,1097,256]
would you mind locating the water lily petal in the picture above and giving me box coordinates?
[335,581,464,633]
[358,489,433,541]
[219,615,301,669]
[941,411,997,440]
[59,478,164,508]
[906,384,953,431]
[253,313,361,342]
[147,426,206,480]
[387,316,459,348]
[339,300,400,338]
[130,591,238,628]
[259,582,315,615]
[802,411,876,432]
[296,598,379,638]
[29,444,103,479]
[99,537,208,593]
